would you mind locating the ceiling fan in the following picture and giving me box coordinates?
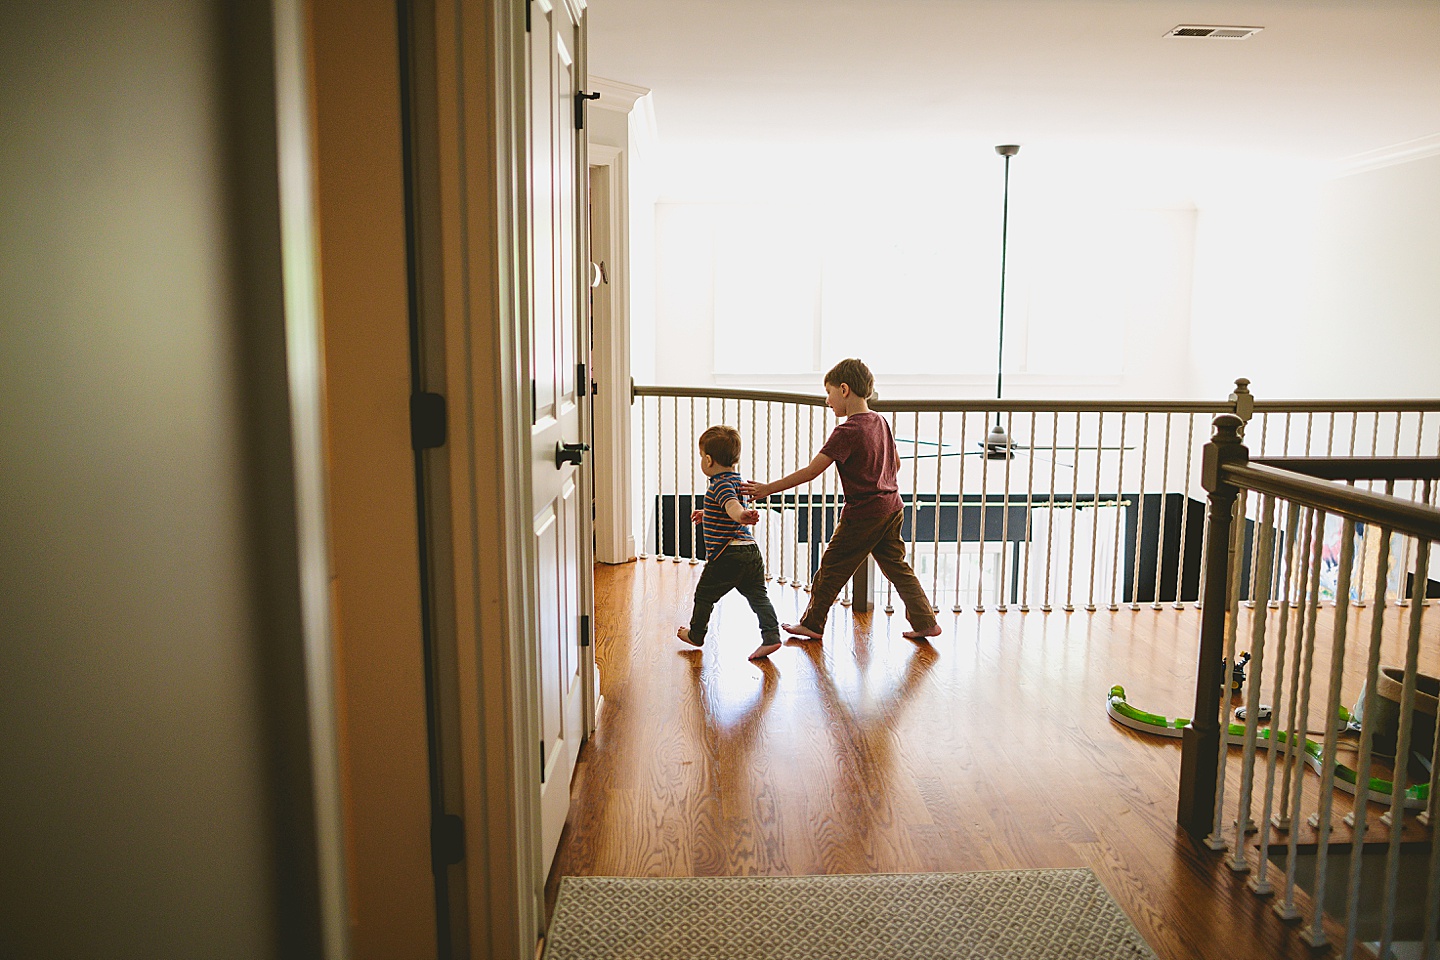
[895,146,1132,468]
[896,430,1090,467]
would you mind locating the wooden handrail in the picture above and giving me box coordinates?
[1251,398,1440,413]
[1223,461,1440,541]
[633,384,1237,414]
[633,384,1440,416]
[1249,456,1440,482]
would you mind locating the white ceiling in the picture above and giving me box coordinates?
[587,0,1440,193]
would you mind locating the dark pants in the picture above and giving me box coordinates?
[689,541,780,644]
[801,508,937,634]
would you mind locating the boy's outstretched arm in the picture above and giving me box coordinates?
[741,453,832,500]
[724,499,761,525]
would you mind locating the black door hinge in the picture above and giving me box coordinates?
[531,379,537,423]
[431,813,465,870]
[574,90,600,130]
[525,0,532,32]
[539,740,546,783]
[580,613,590,648]
[410,392,447,450]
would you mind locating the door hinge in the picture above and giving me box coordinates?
[531,379,537,423]
[580,613,590,648]
[574,90,600,130]
[410,392,447,450]
[431,813,465,870]
[539,740,546,783]
[525,0,531,32]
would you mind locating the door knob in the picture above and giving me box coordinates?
[555,441,589,468]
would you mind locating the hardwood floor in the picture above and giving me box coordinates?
[548,560,1438,959]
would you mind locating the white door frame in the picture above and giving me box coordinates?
[585,78,652,565]
[588,145,634,564]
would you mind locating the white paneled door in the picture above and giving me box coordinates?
[529,0,590,881]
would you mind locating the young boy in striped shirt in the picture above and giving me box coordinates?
[677,425,783,660]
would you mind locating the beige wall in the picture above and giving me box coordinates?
[0,1,332,957]
[311,0,438,955]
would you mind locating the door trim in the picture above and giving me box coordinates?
[428,0,543,955]
[587,147,635,566]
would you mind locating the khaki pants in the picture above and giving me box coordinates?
[800,508,936,635]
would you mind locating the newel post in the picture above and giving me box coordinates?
[1177,413,1248,839]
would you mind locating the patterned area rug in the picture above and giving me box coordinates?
[544,868,1159,960]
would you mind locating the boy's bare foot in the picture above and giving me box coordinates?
[903,624,942,641]
[677,627,703,647]
[748,641,782,660]
[781,622,822,640]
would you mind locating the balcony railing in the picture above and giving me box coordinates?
[631,380,1440,617]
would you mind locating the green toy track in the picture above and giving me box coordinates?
[1106,684,1428,809]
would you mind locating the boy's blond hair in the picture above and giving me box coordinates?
[698,425,742,467]
[824,357,875,401]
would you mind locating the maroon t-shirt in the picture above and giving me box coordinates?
[820,411,903,520]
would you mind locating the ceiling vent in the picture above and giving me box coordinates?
[1165,24,1263,40]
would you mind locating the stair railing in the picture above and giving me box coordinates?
[1178,413,1440,956]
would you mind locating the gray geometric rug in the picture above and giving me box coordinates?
[544,869,1160,959]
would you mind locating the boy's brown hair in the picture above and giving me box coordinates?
[824,357,875,400]
[698,425,742,467]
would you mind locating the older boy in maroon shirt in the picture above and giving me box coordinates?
[742,358,940,642]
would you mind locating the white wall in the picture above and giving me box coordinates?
[639,138,1440,405]
[643,139,1203,401]
[1190,152,1440,401]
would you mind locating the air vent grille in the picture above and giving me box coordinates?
[1165,24,1263,40]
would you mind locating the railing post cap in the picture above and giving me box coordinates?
[1210,413,1245,440]
[1229,379,1254,421]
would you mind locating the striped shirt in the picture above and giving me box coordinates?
[701,471,753,560]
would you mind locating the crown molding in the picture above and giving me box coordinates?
[1333,132,1440,178]
[588,76,651,114]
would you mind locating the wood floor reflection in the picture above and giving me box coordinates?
[548,560,1436,960]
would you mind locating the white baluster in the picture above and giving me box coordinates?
[1230,494,1276,873]
[1021,411,1037,613]
[1130,414,1150,611]
[689,397,699,564]
[1378,542,1429,959]
[1276,509,1327,922]
[977,410,991,613]
[999,411,1013,613]
[1152,413,1173,610]
[1043,412,1059,613]
[1300,517,1356,950]
[954,412,969,613]
[1341,523,1392,959]
[932,412,946,607]
[1109,412,1127,612]
[1173,414,1196,609]
[1086,412,1104,612]
[1251,501,1305,896]
[1064,412,1080,613]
